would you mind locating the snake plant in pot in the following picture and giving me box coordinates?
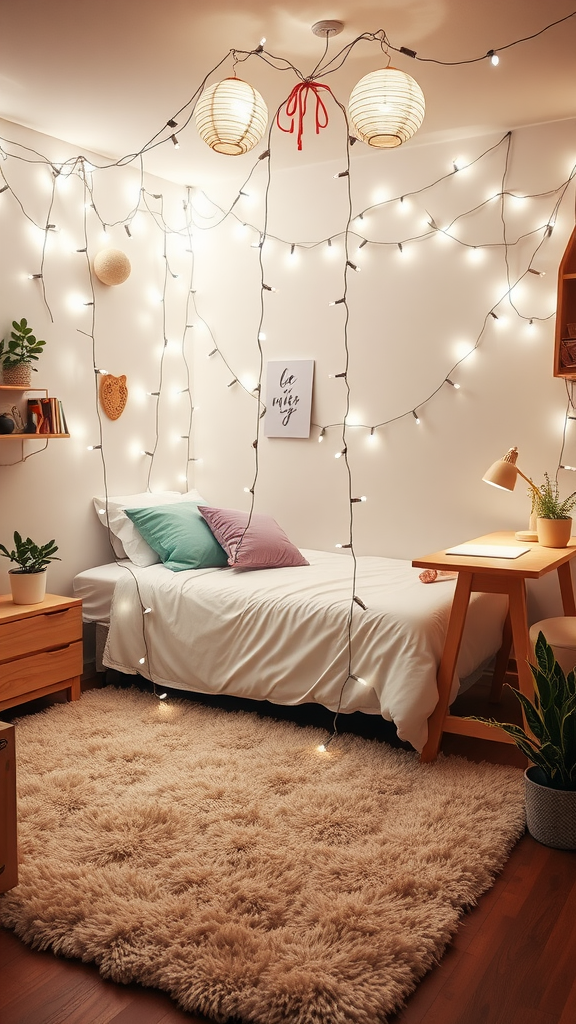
[0,532,60,605]
[470,632,576,849]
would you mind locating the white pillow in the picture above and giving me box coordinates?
[93,490,205,566]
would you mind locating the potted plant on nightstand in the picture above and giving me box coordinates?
[0,318,46,387]
[469,632,576,850]
[0,532,60,605]
[532,472,576,548]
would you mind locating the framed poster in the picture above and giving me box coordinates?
[264,360,315,438]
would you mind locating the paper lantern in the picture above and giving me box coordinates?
[348,68,425,149]
[93,248,131,286]
[195,78,268,156]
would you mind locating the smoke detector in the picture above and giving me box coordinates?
[311,20,344,37]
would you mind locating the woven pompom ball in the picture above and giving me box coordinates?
[93,248,131,286]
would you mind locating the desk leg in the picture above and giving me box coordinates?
[490,612,512,703]
[421,571,473,763]
[507,577,533,709]
[557,561,576,616]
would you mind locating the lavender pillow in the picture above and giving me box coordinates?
[198,506,309,570]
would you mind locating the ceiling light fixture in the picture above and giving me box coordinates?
[195,78,268,156]
[348,67,425,148]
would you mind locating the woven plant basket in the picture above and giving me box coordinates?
[525,766,576,850]
[1,363,32,387]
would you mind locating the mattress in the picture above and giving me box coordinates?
[75,550,508,752]
[73,560,132,623]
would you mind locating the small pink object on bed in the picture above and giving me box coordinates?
[198,506,309,569]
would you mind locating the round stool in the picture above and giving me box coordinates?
[529,617,576,676]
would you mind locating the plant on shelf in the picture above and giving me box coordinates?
[468,632,576,848]
[0,318,46,386]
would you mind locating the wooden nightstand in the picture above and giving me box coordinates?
[0,593,83,712]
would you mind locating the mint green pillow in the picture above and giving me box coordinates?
[125,502,228,571]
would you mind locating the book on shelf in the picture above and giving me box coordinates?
[33,397,68,434]
[26,398,44,433]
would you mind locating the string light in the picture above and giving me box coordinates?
[170,135,180,148]
[318,428,326,442]
[412,411,421,424]
[335,448,347,459]
[446,378,461,389]
[486,49,500,65]
[351,496,367,502]
[86,444,102,451]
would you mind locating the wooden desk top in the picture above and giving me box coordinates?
[412,531,576,579]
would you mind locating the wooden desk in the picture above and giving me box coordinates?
[412,531,576,762]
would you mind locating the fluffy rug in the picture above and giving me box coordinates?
[1,686,525,1024]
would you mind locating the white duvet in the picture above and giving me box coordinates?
[103,549,508,752]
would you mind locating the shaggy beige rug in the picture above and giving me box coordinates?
[1,687,525,1024]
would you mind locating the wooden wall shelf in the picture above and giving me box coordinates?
[554,225,576,380]
[0,384,69,443]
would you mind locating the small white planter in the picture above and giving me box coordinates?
[9,569,47,605]
[525,766,576,850]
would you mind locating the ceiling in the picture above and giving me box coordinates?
[1,1,575,185]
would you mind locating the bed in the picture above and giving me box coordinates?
[74,549,508,752]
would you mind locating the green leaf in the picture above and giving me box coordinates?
[513,691,546,741]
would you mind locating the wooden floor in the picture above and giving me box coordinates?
[1,677,575,1024]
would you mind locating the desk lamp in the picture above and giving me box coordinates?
[482,446,539,542]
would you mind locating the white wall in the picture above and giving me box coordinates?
[1,115,575,623]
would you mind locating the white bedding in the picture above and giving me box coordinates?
[95,549,508,752]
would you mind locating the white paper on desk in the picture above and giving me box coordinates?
[445,544,531,558]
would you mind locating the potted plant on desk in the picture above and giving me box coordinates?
[0,318,46,387]
[532,472,576,548]
[470,632,576,849]
[0,532,60,605]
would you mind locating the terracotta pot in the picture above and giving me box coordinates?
[525,766,576,850]
[536,516,572,548]
[1,362,32,387]
[9,569,47,605]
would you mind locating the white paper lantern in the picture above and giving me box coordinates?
[93,248,131,286]
[195,78,268,156]
[348,68,425,149]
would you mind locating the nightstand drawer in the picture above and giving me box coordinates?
[0,641,83,702]
[0,605,82,661]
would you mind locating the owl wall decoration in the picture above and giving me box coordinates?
[99,374,128,420]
